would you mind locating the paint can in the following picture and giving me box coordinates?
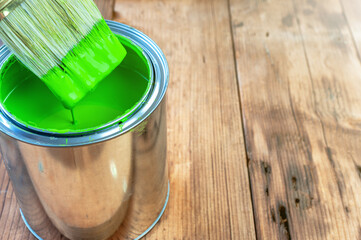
[0,21,169,240]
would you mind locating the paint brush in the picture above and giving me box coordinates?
[0,0,127,109]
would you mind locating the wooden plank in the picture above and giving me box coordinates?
[293,0,361,236]
[94,0,115,20]
[229,0,361,239]
[0,159,36,240]
[113,0,256,239]
[340,0,361,58]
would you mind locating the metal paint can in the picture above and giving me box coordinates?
[0,21,169,240]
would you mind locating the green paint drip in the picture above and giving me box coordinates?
[41,19,127,109]
[0,35,151,133]
[70,109,76,125]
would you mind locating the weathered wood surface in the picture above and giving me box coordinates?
[111,0,256,239]
[230,0,361,239]
[1,0,361,239]
[95,0,116,20]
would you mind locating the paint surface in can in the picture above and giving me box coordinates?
[0,35,151,133]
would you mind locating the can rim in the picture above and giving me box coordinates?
[0,35,155,136]
[0,21,169,147]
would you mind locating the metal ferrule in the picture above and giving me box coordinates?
[0,0,24,20]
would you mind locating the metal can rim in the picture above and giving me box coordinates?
[0,21,169,147]
[0,30,156,136]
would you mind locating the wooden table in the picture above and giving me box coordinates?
[1,0,360,239]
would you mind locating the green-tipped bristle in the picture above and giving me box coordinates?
[42,19,127,109]
[0,0,127,109]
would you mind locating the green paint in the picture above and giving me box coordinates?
[0,35,151,133]
[71,109,76,125]
[42,19,127,109]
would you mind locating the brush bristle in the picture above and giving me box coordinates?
[0,0,127,109]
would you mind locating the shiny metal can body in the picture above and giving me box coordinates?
[0,21,169,240]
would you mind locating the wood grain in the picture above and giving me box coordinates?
[340,0,361,58]
[229,0,361,239]
[94,0,115,19]
[0,159,37,240]
[2,0,361,239]
[112,0,256,239]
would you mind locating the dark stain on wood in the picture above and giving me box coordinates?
[303,9,313,16]
[325,147,344,198]
[235,22,244,28]
[271,208,276,223]
[261,161,271,197]
[282,14,294,27]
[318,9,346,30]
[356,164,361,179]
[262,161,271,175]
[295,198,300,208]
[324,147,335,167]
[287,164,317,211]
[303,165,317,209]
[278,205,291,240]
[307,0,317,8]
[291,176,297,191]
